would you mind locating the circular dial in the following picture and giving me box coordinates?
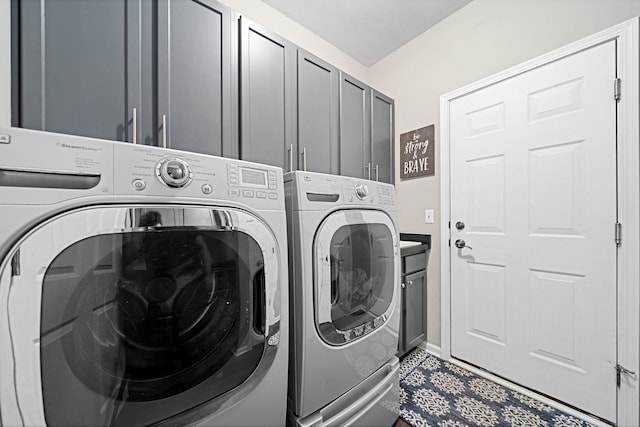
[354,183,370,200]
[156,158,193,188]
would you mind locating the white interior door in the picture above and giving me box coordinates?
[449,41,617,422]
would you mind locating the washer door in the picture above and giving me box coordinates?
[0,206,282,427]
[314,209,398,345]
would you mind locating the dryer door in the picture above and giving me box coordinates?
[0,206,282,427]
[314,209,398,345]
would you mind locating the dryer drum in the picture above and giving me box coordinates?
[40,229,265,405]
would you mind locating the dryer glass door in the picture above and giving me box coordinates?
[314,210,398,345]
[2,206,281,427]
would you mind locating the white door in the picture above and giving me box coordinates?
[449,41,617,422]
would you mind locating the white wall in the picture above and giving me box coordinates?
[368,0,640,347]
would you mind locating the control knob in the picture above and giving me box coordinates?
[354,183,369,200]
[156,158,193,188]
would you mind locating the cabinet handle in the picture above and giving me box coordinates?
[401,282,406,289]
[288,144,293,172]
[366,163,371,180]
[407,280,413,286]
[132,107,137,144]
[162,114,168,149]
[302,147,307,171]
[375,164,379,181]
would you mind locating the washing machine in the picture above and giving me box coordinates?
[285,171,400,427]
[0,127,288,427]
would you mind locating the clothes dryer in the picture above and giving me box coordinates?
[285,171,400,427]
[0,127,288,427]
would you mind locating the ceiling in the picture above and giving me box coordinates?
[260,0,473,67]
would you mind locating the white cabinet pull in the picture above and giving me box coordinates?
[366,163,371,180]
[288,144,293,172]
[132,108,137,144]
[302,147,307,171]
[162,114,168,148]
[375,164,379,181]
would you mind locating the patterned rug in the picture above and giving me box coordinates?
[399,348,598,427]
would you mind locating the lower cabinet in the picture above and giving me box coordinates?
[398,243,429,357]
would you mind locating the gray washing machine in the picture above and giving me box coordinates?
[0,127,288,427]
[285,171,400,427]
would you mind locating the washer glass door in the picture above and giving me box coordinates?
[314,210,398,345]
[2,206,281,427]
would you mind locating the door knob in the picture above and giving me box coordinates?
[455,239,472,250]
[455,221,465,230]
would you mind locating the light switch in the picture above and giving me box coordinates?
[424,209,434,224]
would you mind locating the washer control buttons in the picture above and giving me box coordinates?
[156,158,193,188]
[201,184,213,195]
[354,183,370,200]
[132,179,147,191]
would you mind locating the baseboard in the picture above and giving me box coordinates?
[417,340,441,358]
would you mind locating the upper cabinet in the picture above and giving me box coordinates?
[16,0,233,156]
[239,17,296,170]
[339,73,371,180]
[18,0,129,141]
[157,0,233,156]
[339,73,395,184]
[13,1,393,180]
[371,90,394,184]
[296,50,340,175]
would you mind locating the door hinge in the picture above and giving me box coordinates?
[615,222,622,246]
[614,78,621,101]
[616,364,636,387]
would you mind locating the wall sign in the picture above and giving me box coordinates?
[400,124,435,180]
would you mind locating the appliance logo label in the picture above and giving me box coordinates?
[56,142,102,152]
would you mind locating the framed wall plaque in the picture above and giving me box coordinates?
[400,124,435,180]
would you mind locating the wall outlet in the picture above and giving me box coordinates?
[424,209,434,224]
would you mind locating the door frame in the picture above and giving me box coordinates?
[439,18,639,426]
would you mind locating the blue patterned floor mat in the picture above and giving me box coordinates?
[399,348,599,427]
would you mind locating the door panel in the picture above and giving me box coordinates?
[449,41,617,421]
[314,210,398,345]
[297,50,339,174]
[340,73,371,180]
[371,91,394,183]
[239,18,296,169]
[158,0,231,155]
[0,205,282,427]
[19,0,129,141]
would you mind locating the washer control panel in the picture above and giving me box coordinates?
[227,163,279,200]
[354,183,370,200]
[156,158,193,188]
[113,142,283,207]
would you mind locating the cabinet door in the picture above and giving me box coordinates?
[371,90,394,183]
[339,72,371,180]
[17,0,134,142]
[297,50,339,174]
[239,17,296,170]
[157,0,232,156]
[401,269,426,354]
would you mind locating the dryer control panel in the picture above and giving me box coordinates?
[284,171,396,212]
